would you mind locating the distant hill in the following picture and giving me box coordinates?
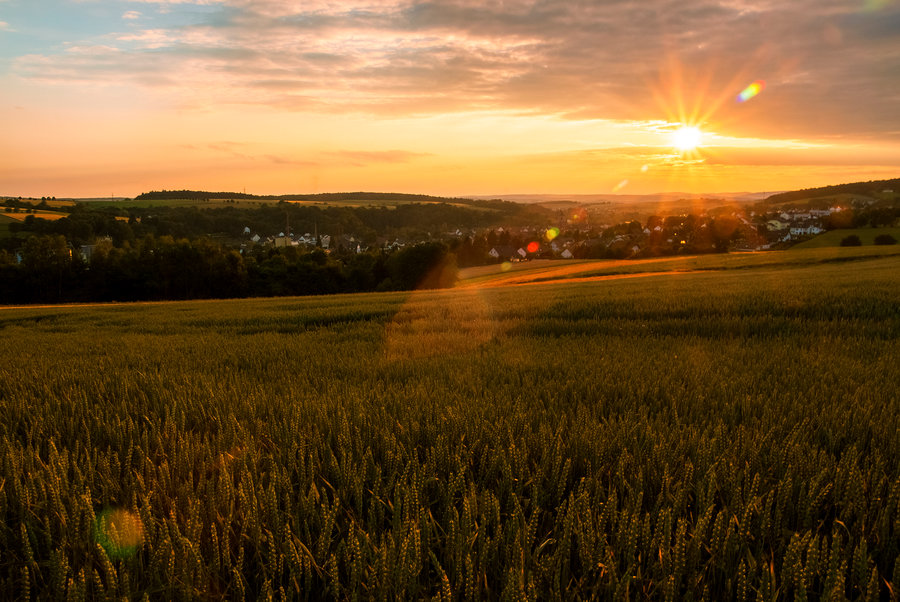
[763,178,900,204]
[471,191,778,204]
[135,190,479,204]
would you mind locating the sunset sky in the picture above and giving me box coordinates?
[2,0,899,198]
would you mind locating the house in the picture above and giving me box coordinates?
[79,245,96,262]
[790,225,823,237]
[767,220,789,231]
[489,246,520,261]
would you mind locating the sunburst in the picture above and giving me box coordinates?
[672,126,703,152]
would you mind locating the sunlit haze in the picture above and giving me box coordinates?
[1,0,899,198]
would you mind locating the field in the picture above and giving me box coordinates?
[792,227,900,249]
[458,245,900,288]
[1,210,70,222]
[1,249,899,599]
[80,198,270,210]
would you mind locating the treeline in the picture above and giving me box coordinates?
[4,201,552,248]
[0,235,456,304]
[135,189,476,204]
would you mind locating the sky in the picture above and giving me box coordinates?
[1,0,899,198]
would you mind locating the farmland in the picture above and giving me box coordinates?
[1,210,71,222]
[791,227,900,249]
[1,250,899,599]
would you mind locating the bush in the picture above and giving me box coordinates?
[874,233,897,245]
[840,234,862,246]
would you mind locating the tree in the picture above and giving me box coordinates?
[840,234,862,247]
[387,242,457,290]
[20,235,75,301]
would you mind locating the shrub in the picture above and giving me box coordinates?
[874,233,897,245]
[840,234,862,246]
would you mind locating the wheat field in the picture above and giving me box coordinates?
[1,252,898,599]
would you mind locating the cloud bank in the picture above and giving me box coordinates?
[11,0,900,141]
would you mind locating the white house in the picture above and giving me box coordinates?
[790,225,823,236]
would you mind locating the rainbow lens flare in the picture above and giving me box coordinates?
[95,509,144,559]
[527,241,540,253]
[737,80,765,103]
[545,227,560,242]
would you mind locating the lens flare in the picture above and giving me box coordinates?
[737,80,766,103]
[864,0,890,10]
[613,179,629,192]
[526,241,540,253]
[545,227,560,242]
[95,509,143,559]
[501,261,512,272]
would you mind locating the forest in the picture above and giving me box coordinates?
[0,235,456,304]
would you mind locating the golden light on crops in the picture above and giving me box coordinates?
[94,509,144,559]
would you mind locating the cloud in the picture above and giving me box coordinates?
[117,29,174,49]
[0,21,12,31]
[10,0,900,142]
[122,11,142,20]
[128,0,226,4]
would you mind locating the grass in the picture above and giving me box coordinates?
[0,214,13,237]
[1,256,899,599]
[81,198,269,209]
[457,245,900,288]
[791,227,900,249]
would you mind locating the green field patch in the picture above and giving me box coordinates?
[459,246,900,289]
[0,213,13,237]
[791,226,900,249]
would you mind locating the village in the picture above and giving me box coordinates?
[236,202,865,266]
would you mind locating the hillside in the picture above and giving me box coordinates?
[763,178,900,205]
[134,189,482,205]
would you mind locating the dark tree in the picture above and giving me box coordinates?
[387,242,457,290]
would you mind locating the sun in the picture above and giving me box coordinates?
[672,126,703,152]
